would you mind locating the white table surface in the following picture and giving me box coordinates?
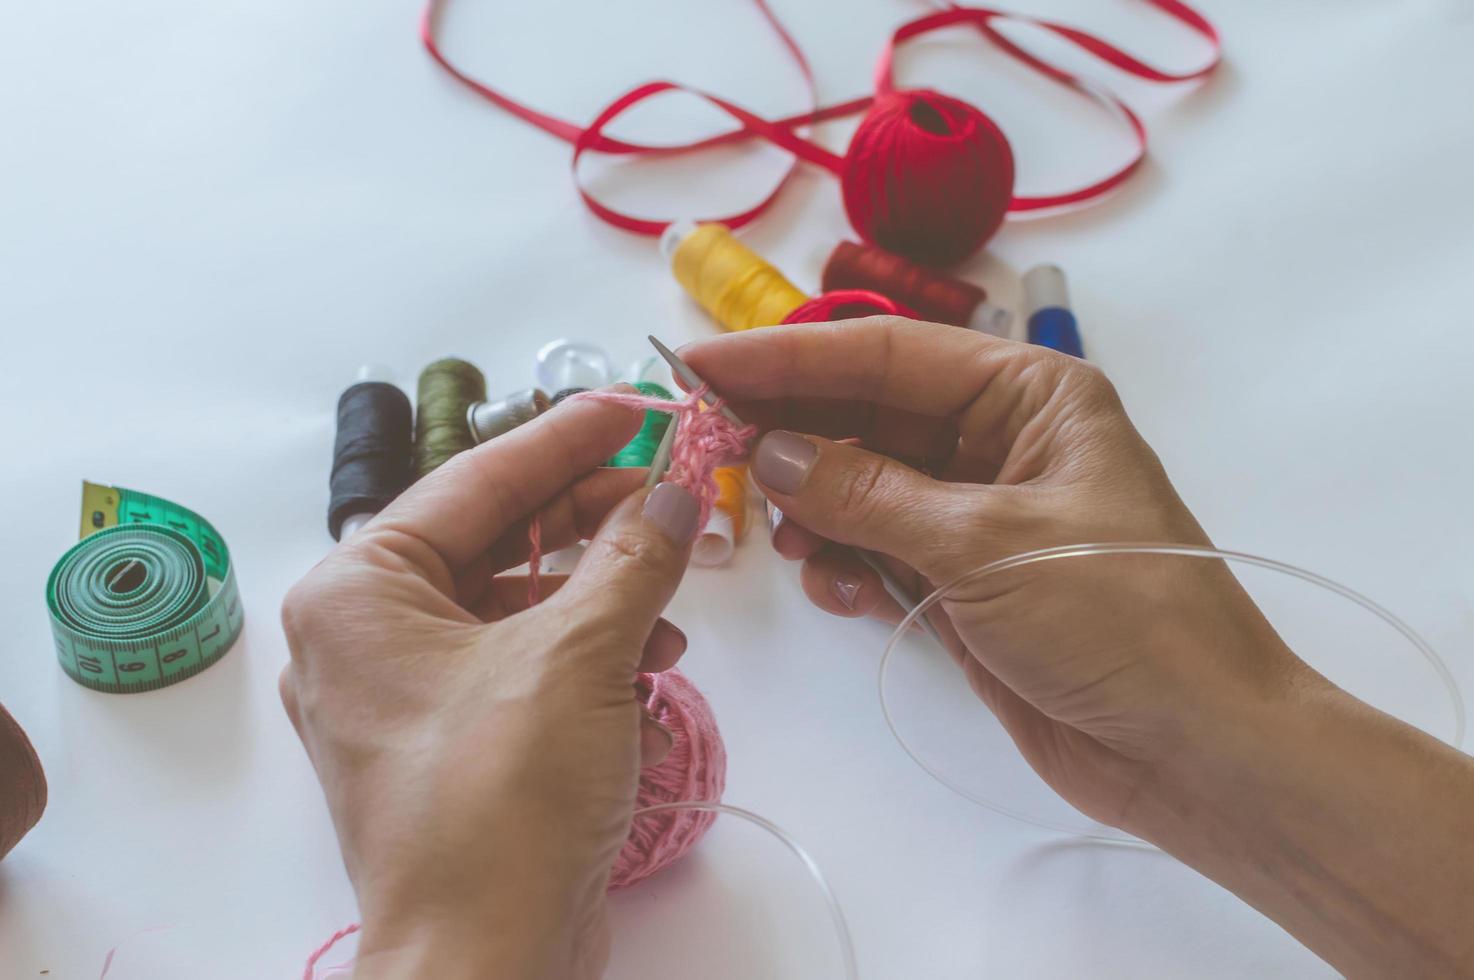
[3,1,1472,976]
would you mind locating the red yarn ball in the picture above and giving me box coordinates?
[781,288,918,324]
[609,669,727,890]
[841,89,1015,268]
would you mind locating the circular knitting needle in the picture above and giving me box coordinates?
[647,335,745,426]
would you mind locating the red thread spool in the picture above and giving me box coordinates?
[840,90,1015,267]
[781,288,917,324]
[824,240,987,328]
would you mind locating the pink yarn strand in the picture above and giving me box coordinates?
[302,922,360,980]
[526,512,543,607]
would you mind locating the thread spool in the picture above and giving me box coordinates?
[1023,264,1083,357]
[822,240,1009,335]
[692,466,748,568]
[608,382,675,467]
[413,358,486,478]
[663,222,807,332]
[0,702,45,861]
[329,371,413,541]
[625,355,674,390]
[467,387,550,445]
[536,339,612,393]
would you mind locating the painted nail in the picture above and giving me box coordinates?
[833,572,862,609]
[767,500,785,539]
[753,431,817,496]
[643,482,699,544]
[643,619,688,666]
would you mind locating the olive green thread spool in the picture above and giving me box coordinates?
[414,358,486,478]
[609,382,675,467]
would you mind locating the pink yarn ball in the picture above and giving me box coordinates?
[609,669,727,890]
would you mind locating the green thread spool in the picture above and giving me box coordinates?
[609,382,674,467]
[414,358,487,478]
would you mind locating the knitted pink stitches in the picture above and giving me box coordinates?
[525,385,756,601]
[580,383,757,529]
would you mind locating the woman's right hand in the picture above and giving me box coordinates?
[683,318,1308,837]
[687,318,1474,979]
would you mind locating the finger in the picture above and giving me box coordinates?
[679,318,1071,451]
[551,482,698,659]
[678,317,1005,411]
[800,548,965,651]
[640,714,675,767]
[467,574,571,621]
[454,468,647,606]
[768,503,827,561]
[278,665,302,735]
[638,619,688,673]
[750,429,984,584]
[482,467,646,573]
[799,547,909,621]
[369,388,643,571]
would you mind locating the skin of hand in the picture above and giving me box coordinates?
[279,391,701,980]
[683,318,1474,979]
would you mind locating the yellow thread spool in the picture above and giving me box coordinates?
[693,466,749,567]
[663,222,807,332]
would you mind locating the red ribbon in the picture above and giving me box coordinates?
[421,0,1220,233]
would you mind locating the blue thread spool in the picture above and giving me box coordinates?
[1023,264,1083,358]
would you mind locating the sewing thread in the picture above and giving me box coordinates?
[608,382,675,467]
[670,224,807,332]
[823,240,984,326]
[328,381,413,540]
[413,358,486,478]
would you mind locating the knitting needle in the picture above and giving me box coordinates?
[647,335,944,646]
[645,411,679,487]
[853,549,944,645]
[647,335,745,426]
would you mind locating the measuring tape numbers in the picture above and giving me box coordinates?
[46,482,244,693]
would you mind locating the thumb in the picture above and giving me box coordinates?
[551,482,697,655]
[750,430,976,581]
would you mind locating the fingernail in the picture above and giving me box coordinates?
[644,619,688,663]
[643,482,699,544]
[753,431,816,496]
[833,572,862,609]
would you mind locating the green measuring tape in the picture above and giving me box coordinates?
[46,482,244,693]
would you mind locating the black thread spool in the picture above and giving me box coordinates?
[328,377,413,540]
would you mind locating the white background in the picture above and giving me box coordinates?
[3,0,1473,976]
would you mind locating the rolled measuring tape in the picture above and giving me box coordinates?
[46,482,244,693]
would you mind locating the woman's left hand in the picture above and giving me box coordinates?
[280,392,700,980]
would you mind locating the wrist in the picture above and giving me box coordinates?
[349,854,612,980]
[353,907,573,980]
[1115,635,1334,847]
